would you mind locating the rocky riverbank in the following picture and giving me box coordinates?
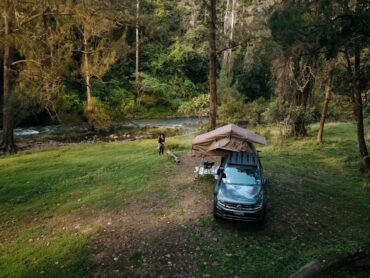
[0,126,186,155]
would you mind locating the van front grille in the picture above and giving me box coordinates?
[225,202,255,211]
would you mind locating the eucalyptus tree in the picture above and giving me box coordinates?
[71,0,129,130]
[0,0,70,152]
[135,0,140,88]
[14,4,74,124]
[228,1,277,101]
[269,0,370,171]
[317,59,336,144]
[207,0,217,130]
[1,0,16,152]
[222,0,239,79]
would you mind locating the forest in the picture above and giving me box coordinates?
[1,0,369,168]
[0,1,370,277]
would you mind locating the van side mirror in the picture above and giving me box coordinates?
[262,178,269,186]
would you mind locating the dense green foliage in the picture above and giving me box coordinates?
[1,0,368,129]
[0,123,369,277]
[0,1,369,276]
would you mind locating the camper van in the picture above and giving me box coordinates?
[213,151,266,222]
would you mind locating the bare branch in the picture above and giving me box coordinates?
[217,43,241,54]
[11,59,42,66]
[18,12,73,27]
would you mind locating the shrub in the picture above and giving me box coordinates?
[262,98,290,124]
[245,97,268,125]
[84,98,111,129]
[178,94,209,117]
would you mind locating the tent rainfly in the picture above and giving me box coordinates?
[191,124,267,156]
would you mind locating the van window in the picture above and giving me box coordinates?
[223,166,261,185]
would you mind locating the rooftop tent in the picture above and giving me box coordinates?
[191,124,267,156]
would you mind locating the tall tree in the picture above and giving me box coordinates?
[269,0,370,171]
[349,47,370,171]
[72,0,124,130]
[1,4,15,152]
[135,0,140,95]
[317,59,335,144]
[1,0,56,152]
[208,0,217,130]
[0,0,72,152]
[222,0,238,79]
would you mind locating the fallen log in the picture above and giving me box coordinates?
[291,251,370,278]
[167,150,180,163]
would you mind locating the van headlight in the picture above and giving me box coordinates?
[255,200,263,209]
[255,194,264,209]
[257,190,264,201]
[217,199,225,207]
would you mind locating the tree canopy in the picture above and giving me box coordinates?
[0,0,369,170]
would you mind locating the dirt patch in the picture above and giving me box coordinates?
[88,185,212,277]
[75,152,215,277]
[0,151,216,277]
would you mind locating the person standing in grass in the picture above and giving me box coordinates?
[158,133,165,155]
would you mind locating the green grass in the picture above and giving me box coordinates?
[187,122,370,277]
[0,139,184,277]
[0,122,369,277]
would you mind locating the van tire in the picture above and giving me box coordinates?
[213,202,220,220]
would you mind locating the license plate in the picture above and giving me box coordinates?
[234,212,244,216]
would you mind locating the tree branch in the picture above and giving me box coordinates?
[18,12,73,28]
[217,43,241,54]
[11,59,42,66]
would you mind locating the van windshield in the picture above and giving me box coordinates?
[223,166,261,185]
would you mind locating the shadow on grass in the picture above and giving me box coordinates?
[213,217,266,233]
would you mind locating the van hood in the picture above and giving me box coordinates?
[218,182,261,203]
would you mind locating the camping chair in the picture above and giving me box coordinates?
[194,156,217,177]
[203,161,215,174]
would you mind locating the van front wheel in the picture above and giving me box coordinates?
[213,201,220,220]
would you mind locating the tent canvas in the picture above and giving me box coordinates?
[192,124,267,156]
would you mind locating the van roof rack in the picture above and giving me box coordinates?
[226,152,258,167]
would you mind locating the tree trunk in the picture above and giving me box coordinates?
[317,60,335,144]
[353,49,369,171]
[223,0,230,69]
[135,0,140,84]
[292,109,307,137]
[291,56,313,137]
[1,11,16,153]
[223,0,237,79]
[292,251,370,278]
[189,0,199,27]
[167,150,180,163]
[208,0,217,130]
[83,33,94,131]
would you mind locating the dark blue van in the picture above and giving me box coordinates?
[213,152,266,221]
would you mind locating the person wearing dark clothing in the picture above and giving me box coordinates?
[158,133,165,155]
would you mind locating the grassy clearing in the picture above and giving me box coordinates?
[0,139,181,277]
[188,122,370,277]
[0,122,369,277]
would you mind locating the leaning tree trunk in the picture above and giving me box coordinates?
[208,0,217,130]
[353,49,370,171]
[83,33,94,131]
[317,60,335,144]
[292,251,370,278]
[1,11,16,153]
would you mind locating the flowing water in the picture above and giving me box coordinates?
[0,116,207,137]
